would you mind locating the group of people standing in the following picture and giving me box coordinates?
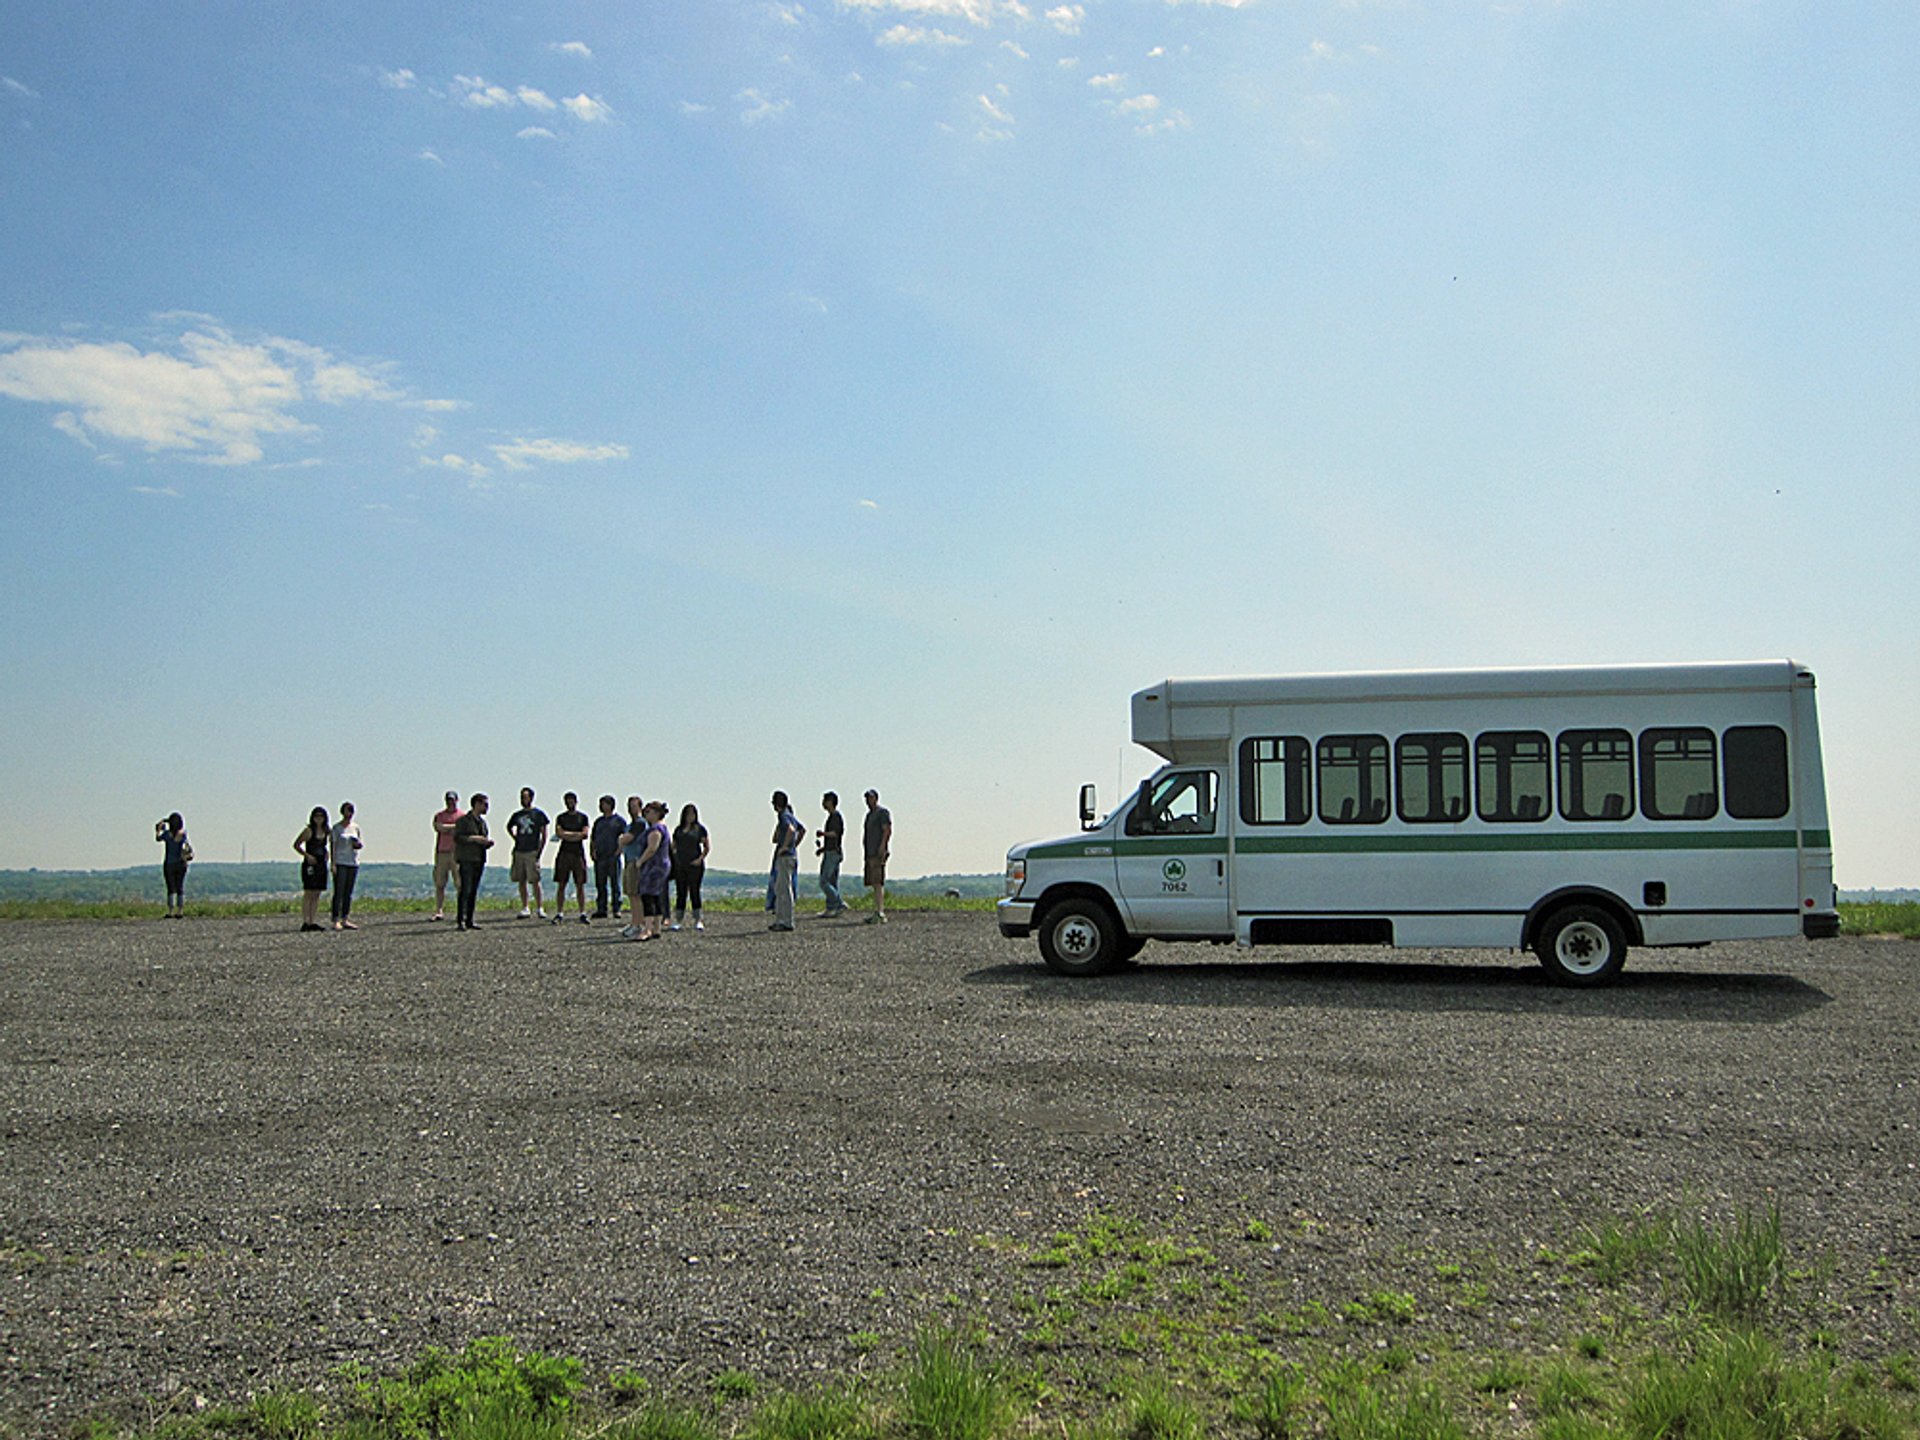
[293,803,364,931]
[427,785,892,939]
[152,785,896,935]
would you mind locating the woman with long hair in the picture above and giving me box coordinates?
[294,806,331,932]
[671,803,709,932]
[154,812,191,918]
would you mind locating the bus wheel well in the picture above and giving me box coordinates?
[1523,888,1643,951]
[1034,883,1125,928]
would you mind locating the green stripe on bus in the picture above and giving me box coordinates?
[1029,829,1817,860]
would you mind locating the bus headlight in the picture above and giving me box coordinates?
[1005,859,1026,897]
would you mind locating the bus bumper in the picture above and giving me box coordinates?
[997,898,1036,938]
[1802,912,1840,940]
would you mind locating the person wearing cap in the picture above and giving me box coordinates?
[862,789,892,923]
[431,790,464,921]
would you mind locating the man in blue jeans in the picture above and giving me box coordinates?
[816,791,847,917]
[590,794,626,919]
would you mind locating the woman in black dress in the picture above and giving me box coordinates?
[294,806,330,932]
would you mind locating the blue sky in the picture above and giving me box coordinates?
[1,1,1914,884]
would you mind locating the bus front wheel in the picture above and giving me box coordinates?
[1534,905,1628,986]
[1038,899,1123,977]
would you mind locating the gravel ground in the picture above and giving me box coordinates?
[2,911,1916,1430]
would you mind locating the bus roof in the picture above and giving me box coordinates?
[1131,660,1812,760]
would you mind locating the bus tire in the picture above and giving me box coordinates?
[1534,904,1628,986]
[1038,899,1123,977]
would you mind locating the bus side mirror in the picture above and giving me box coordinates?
[1079,783,1098,830]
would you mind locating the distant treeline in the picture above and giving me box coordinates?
[0,863,1001,904]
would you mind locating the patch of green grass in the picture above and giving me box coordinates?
[744,1386,878,1440]
[1840,901,1920,938]
[337,1335,583,1439]
[708,1369,758,1401]
[1668,1202,1787,1323]
[1624,1330,1907,1440]
[900,1332,1010,1440]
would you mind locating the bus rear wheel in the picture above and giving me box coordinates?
[1534,904,1628,986]
[1038,899,1122,977]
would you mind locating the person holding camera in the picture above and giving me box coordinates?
[154,813,191,919]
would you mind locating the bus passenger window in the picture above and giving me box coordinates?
[1476,731,1550,822]
[1396,732,1468,823]
[1558,729,1634,822]
[1640,728,1718,821]
[1319,735,1389,825]
[1240,737,1310,825]
[1723,725,1790,819]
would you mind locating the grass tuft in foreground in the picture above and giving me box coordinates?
[47,1203,1920,1440]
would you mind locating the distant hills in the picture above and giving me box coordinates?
[0,862,1001,904]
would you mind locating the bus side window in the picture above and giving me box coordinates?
[1396,732,1468,824]
[1558,729,1634,822]
[1319,735,1389,825]
[1723,725,1790,819]
[1476,731,1550,822]
[1240,737,1311,825]
[1641,727,1718,821]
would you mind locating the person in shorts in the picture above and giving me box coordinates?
[862,788,892,923]
[507,786,549,919]
[431,791,463,920]
[618,796,650,939]
[551,791,591,923]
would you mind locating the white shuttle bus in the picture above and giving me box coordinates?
[998,661,1838,985]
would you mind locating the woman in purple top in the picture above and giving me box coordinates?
[631,800,673,941]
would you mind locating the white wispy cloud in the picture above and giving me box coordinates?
[1088,71,1125,88]
[377,67,416,90]
[878,23,969,45]
[737,88,793,123]
[978,92,1013,123]
[518,126,558,140]
[4,75,41,100]
[551,41,593,58]
[0,326,418,466]
[517,86,558,110]
[840,0,1021,26]
[420,452,491,479]
[489,437,630,470]
[680,100,715,115]
[455,74,519,108]
[772,2,807,23]
[1001,40,1030,58]
[1045,4,1084,33]
[132,485,181,498]
[562,93,614,122]
[418,149,444,164]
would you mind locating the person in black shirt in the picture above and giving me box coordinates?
[817,792,847,918]
[671,804,710,932]
[590,794,626,919]
[452,793,493,930]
